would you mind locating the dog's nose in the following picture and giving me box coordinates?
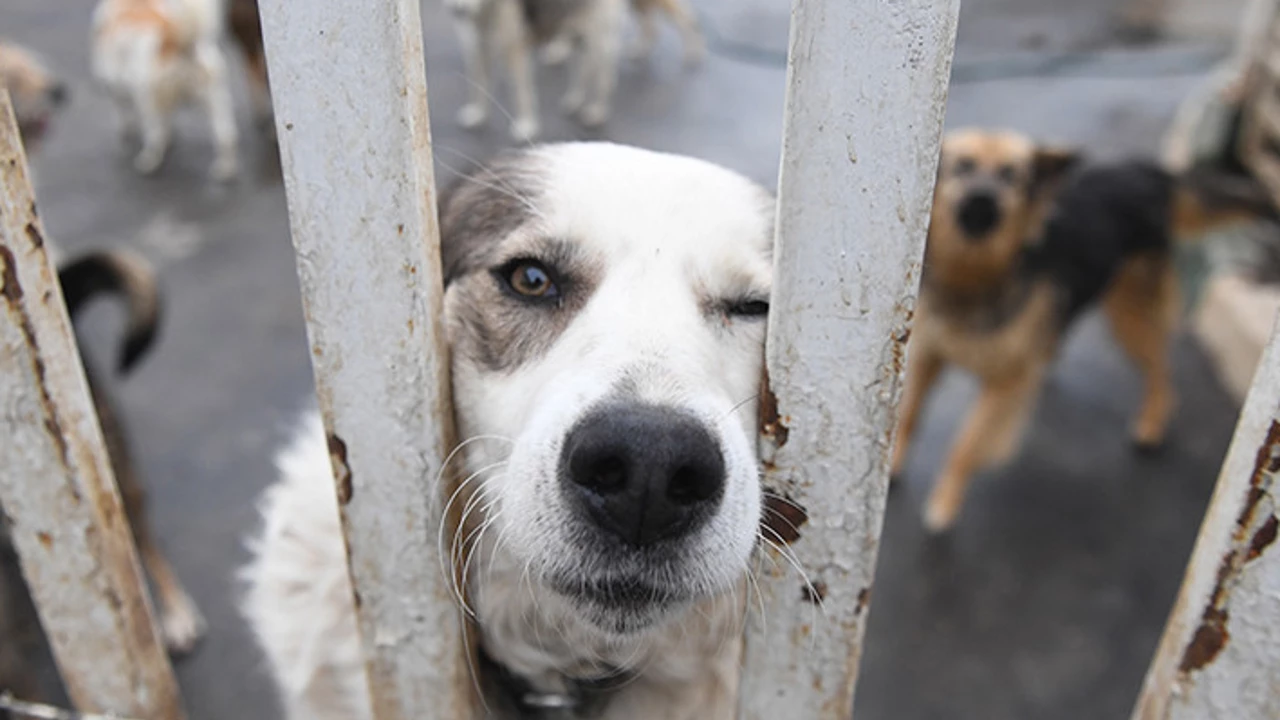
[957,191,1000,239]
[561,404,725,547]
[48,82,68,106]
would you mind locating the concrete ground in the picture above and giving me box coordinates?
[0,0,1252,718]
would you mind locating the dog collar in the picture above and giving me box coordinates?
[479,647,631,718]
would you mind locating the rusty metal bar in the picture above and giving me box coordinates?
[0,91,183,719]
[1132,313,1280,720]
[737,0,959,717]
[256,0,476,718]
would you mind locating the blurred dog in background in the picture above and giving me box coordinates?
[893,128,1277,532]
[0,42,68,153]
[91,0,239,179]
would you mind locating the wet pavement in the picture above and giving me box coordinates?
[0,0,1247,718]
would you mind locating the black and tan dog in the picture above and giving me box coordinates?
[1,251,204,706]
[892,128,1275,532]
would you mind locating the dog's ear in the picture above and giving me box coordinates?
[1031,146,1080,191]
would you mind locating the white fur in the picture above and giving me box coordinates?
[91,0,239,179]
[447,0,625,140]
[243,143,774,719]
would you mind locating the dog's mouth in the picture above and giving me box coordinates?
[548,572,688,630]
[17,115,49,143]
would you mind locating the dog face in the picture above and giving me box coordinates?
[441,143,773,636]
[928,129,1077,287]
[0,43,67,146]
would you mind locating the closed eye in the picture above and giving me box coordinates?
[723,298,770,318]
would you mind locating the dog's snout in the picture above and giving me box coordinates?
[48,82,68,106]
[562,404,725,547]
[957,191,1001,239]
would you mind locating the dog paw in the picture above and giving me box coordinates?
[578,102,610,128]
[509,117,540,143]
[457,103,488,129]
[133,147,165,175]
[922,494,958,534]
[541,38,573,65]
[160,594,207,656]
[210,154,239,182]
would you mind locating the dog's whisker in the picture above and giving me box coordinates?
[439,461,508,615]
[756,530,822,653]
[450,483,504,617]
[718,392,760,423]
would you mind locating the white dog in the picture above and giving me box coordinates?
[91,0,238,179]
[447,0,626,141]
[243,143,777,719]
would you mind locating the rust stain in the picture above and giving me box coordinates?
[855,587,871,616]
[36,531,52,549]
[397,223,405,235]
[328,433,353,505]
[1247,515,1277,561]
[801,580,827,605]
[758,368,789,450]
[1,245,23,302]
[1178,420,1280,674]
[761,490,808,544]
[25,222,43,248]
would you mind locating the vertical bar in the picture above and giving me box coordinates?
[256,1,475,718]
[1131,315,1280,720]
[738,1,958,717]
[0,92,183,719]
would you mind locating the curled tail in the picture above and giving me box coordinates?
[58,249,161,374]
[1171,164,1279,240]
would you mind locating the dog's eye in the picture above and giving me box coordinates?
[953,157,977,177]
[498,259,560,300]
[997,164,1019,184]
[725,298,770,318]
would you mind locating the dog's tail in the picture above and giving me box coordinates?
[58,249,161,374]
[1170,164,1279,240]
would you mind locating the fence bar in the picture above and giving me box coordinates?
[738,1,958,717]
[1132,314,1280,720]
[0,92,182,719]
[256,1,475,718]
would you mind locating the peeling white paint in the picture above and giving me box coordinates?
[256,2,475,718]
[0,92,183,720]
[737,1,958,717]
[1132,314,1280,720]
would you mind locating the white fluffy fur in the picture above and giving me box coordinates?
[447,0,625,140]
[244,143,775,719]
[91,0,239,179]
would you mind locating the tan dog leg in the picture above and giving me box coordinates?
[924,367,1042,532]
[1103,254,1178,450]
[891,345,944,478]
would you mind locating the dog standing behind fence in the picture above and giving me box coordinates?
[244,142,777,719]
[892,128,1278,532]
[90,0,239,179]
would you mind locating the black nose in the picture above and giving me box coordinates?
[49,82,68,106]
[957,191,1000,239]
[561,404,725,548]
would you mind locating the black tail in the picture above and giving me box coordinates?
[57,250,160,374]
[1171,163,1279,239]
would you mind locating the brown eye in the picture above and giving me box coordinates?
[997,164,1019,184]
[497,259,560,301]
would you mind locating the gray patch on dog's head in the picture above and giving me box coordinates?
[441,151,602,373]
[440,152,546,286]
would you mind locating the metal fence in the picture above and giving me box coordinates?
[0,0,1277,718]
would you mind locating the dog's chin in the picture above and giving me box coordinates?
[548,573,691,637]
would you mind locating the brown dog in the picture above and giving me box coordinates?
[0,251,205,706]
[892,128,1275,532]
